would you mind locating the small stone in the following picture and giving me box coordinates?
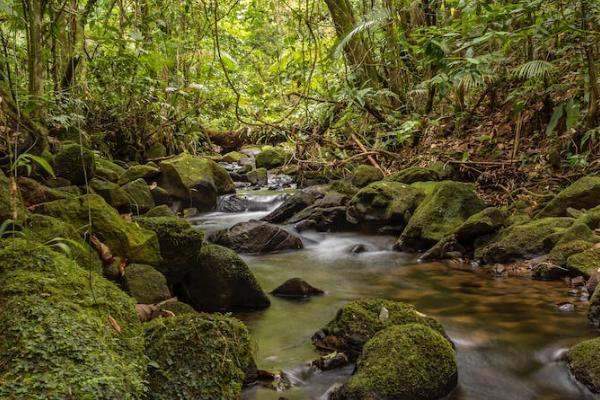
[312,352,349,371]
[271,278,324,298]
[349,244,368,254]
[557,302,575,312]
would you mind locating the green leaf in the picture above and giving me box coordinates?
[545,104,564,136]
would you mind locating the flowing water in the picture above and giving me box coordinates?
[195,191,598,400]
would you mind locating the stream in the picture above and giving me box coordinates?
[190,190,598,400]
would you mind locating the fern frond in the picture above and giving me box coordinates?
[512,60,557,80]
[331,9,390,58]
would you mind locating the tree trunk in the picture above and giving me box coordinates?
[24,0,45,115]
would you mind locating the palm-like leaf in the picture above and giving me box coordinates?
[512,60,557,80]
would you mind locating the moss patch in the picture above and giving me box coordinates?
[255,146,290,169]
[123,263,171,304]
[17,177,71,206]
[90,178,130,210]
[351,165,383,188]
[53,144,96,185]
[567,337,600,393]
[144,313,253,400]
[122,178,155,214]
[118,164,160,186]
[385,166,442,184]
[539,176,600,217]
[566,247,600,278]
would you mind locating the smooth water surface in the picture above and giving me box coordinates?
[197,193,597,400]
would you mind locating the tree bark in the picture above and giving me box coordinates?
[23,0,45,114]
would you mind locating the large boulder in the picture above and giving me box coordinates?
[351,165,383,188]
[262,190,318,223]
[453,207,508,244]
[0,239,146,399]
[567,337,600,393]
[134,216,203,281]
[331,324,457,400]
[286,190,351,232]
[565,247,600,278]
[144,313,254,400]
[474,217,575,263]
[0,170,24,223]
[176,244,270,312]
[346,181,424,227]
[122,178,155,214]
[123,263,171,304]
[396,181,485,250]
[539,176,600,217]
[89,178,130,210]
[34,194,161,265]
[211,221,303,253]
[312,298,445,360]
[255,146,290,169]
[158,153,234,211]
[53,144,96,185]
[118,163,160,186]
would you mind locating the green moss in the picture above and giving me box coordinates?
[53,144,96,185]
[317,298,445,359]
[145,143,167,160]
[566,247,600,278]
[118,164,160,186]
[255,147,290,169]
[246,167,268,186]
[547,240,594,266]
[158,301,197,316]
[145,205,176,217]
[346,181,423,225]
[123,264,171,304]
[351,165,383,188]
[385,166,442,184]
[144,313,253,400]
[454,207,507,244]
[337,324,457,400]
[122,178,155,214]
[17,176,70,206]
[222,151,248,163]
[158,153,234,211]
[398,181,485,249]
[90,178,130,210]
[35,194,161,265]
[0,239,146,399]
[330,180,359,197]
[567,337,600,393]
[474,217,575,263]
[95,158,126,181]
[539,176,600,217]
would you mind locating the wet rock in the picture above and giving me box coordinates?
[420,235,465,261]
[313,352,349,371]
[255,147,290,169]
[144,313,254,400]
[53,144,96,185]
[122,178,155,214]
[330,324,457,400]
[567,337,600,393]
[396,181,485,251]
[145,204,176,217]
[557,302,575,312]
[271,278,324,298]
[349,244,369,254]
[454,207,507,244]
[218,194,247,212]
[312,298,446,361]
[177,244,270,312]
[262,191,318,223]
[351,165,383,188]
[35,194,161,265]
[158,153,235,211]
[346,181,424,226]
[531,261,569,281]
[123,263,171,304]
[247,167,268,186]
[539,176,600,217]
[211,221,303,253]
[287,191,350,232]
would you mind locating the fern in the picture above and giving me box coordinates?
[512,60,557,80]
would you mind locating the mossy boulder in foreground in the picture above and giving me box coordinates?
[313,298,446,360]
[123,263,171,304]
[351,165,383,188]
[396,181,485,250]
[539,176,600,217]
[567,337,600,393]
[144,313,254,400]
[53,143,96,185]
[35,194,161,265]
[331,324,457,400]
[158,153,234,211]
[122,178,155,214]
[17,176,71,206]
[0,239,146,399]
[90,178,130,210]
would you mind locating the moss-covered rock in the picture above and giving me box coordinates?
[123,263,171,304]
[134,216,203,281]
[396,181,485,250]
[144,313,253,400]
[567,337,600,393]
[0,239,146,399]
[122,178,155,214]
[95,158,126,182]
[146,205,176,217]
[158,153,234,211]
[118,164,161,186]
[313,298,445,360]
[0,170,24,223]
[588,285,600,329]
[53,144,96,185]
[385,166,442,184]
[474,217,575,263]
[539,176,600,217]
[547,240,594,267]
[35,194,161,265]
[150,185,171,206]
[145,142,167,160]
[90,178,130,210]
[331,324,457,400]
[246,167,268,186]
[21,214,103,274]
[177,244,270,312]
[255,146,290,169]
[17,176,70,206]
[454,207,508,244]
[222,151,248,163]
[158,300,197,316]
[346,181,424,226]
[566,247,600,278]
[351,165,383,188]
